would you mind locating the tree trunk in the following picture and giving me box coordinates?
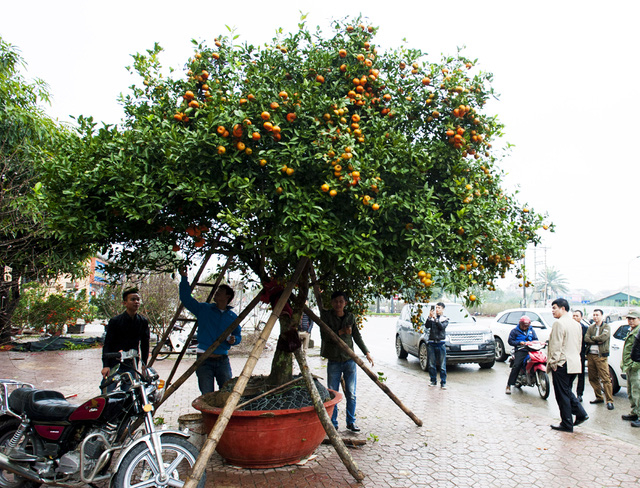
[268,315,294,385]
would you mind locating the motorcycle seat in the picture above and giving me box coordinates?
[8,388,78,421]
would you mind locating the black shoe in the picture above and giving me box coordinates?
[577,395,583,402]
[346,423,360,432]
[607,403,614,410]
[550,424,573,432]
[573,416,589,426]
[622,414,638,421]
[631,420,640,428]
[590,399,604,404]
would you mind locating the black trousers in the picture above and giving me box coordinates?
[576,352,586,396]
[552,364,587,430]
[507,349,529,386]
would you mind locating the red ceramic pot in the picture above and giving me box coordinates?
[192,389,342,468]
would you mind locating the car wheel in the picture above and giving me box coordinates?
[494,337,508,362]
[479,359,495,369]
[536,370,550,399]
[609,365,620,395]
[419,342,429,371]
[395,335,408,359]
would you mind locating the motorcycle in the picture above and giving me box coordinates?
[0,349,204,488]
[509,341,550,399]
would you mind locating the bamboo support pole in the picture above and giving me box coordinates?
[293,346,365,481]
[304,305,423,427]
[183,257,309,488]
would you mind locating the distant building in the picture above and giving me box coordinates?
[589,291,640,307]
[48,256,108,297]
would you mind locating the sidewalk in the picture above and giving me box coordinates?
[2,345,639,487]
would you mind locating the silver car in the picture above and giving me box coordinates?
[395,302,496,370]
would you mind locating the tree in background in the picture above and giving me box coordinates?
[0,37,92,342]
[536,266,569,303]
[40,17,549,385]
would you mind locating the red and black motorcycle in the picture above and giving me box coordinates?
[509,341,550,399]
[0,350,204,488]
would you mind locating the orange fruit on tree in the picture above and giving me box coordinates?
[217,146,226,155]
[252,132,261,141]
[236,141,246,151]
[469,294,477,302]
[418,270,426,278]
[259,159,267,166]
[339,49,347,58]
[232,124,243,138]
[286,113,297,123]
[316,75,325,83]
[261,111,270,120]
[321,184,330,192]
[371,203,380,211]
[184,91,195,100]
[173,113,183,121]
[279,91,288,99]
[217,126,226,135]
[270,102,280,110]
[188,100,199,108]
[263,121,274,131]
[340,64,347,72]
[276,186,283,195]
[286,167,295,176]
[329,189,337,197]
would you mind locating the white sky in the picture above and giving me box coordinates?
[2,0,639,297]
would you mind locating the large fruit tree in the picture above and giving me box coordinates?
[42,17,547,383]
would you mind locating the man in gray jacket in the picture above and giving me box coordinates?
[584,309,614,410]
[548,298,588,432]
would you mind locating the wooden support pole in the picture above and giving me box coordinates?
[293,346,365,481]
[304,304,423,427]
[183,257,309,488]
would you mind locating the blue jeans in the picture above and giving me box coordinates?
[196,355,232,394]
[327,359,357,427]
[428,342,446,386]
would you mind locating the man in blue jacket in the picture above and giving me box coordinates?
[505,315,538,394]
[179,267,242,395]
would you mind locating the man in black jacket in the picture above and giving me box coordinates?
[101,288,150,390]
[425,302,449,389]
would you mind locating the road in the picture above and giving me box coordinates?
[319,314,640,445]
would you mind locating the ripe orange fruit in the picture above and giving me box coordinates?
[261,111,270,120]
[329,189,337,197]
[211,53,220,60]
[270,102,280,110]
[217,146,226,155]
[279,91,288,99]
[418,270,426,278]
[217,126,226,135]
[252,132,261,141]
[263,122,274,131]
[340,64,347,72]
[173,113,183,121]
[232,124,243,138]
[286,113,297,123]
[316,75,325,83]
[339,49,347,58]
[469,295,477,302]
[184,91,195,100]
[321,184,330,192]
[356,54,365,62]
[372,203,380,211]
[188,100,199,109]
[259,159,267,166]
[276,187,283,195]
[236,141,246,151]
[286,167,295,176]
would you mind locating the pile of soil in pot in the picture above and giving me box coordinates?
[201,375,331,411]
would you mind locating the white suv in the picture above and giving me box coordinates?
[490,308,555,362]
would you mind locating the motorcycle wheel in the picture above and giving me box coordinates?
[0,420,41,488]
[113,434,204,488]
[536,370,550,400]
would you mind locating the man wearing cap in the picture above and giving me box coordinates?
[584,309,614,410]
[505,315,538,395]
[621,310,640,426]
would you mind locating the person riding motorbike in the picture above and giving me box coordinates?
[505,315,539,394]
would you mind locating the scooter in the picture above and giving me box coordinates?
[0,349,204,488]
[509,341,550,399]
[154,324,199,360]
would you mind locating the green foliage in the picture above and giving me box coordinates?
[41,17,548,314]
[12,283,92,334]
[61,341,92,351]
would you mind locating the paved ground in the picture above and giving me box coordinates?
[2,338,640,487]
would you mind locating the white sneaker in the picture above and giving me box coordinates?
[441,385,447,390]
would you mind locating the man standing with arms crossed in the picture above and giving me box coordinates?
[548,298,588,432]
[584,309,614,410]
[621,310,640,426]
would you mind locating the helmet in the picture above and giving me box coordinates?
[519,315,531,326]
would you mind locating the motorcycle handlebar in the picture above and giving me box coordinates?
[103,349,139,360]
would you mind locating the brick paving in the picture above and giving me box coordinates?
[2,344,640,487]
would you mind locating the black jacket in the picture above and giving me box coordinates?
[631,329,640,363]
[425,315,448,342]
[102,312,150,369]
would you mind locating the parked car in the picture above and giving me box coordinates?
[395,302,495,370]
[489,308,556,362]
[608,319,630,395]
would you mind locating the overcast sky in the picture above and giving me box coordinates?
[2,0,639,297]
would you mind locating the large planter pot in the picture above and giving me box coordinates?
[192,389,342,468]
